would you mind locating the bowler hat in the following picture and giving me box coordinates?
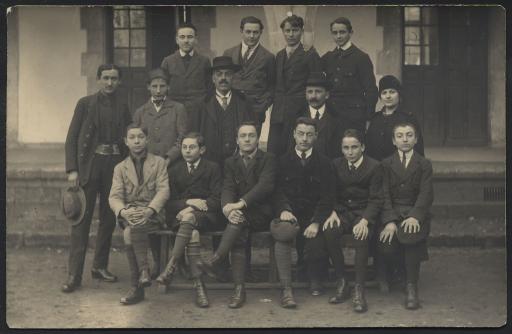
[147,68,169,84]
[270,218,300,242]
[306,72,332,90]
[378,75,401,94]
[61,186,86,226]
[211,56,241,72]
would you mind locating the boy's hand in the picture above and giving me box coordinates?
[379,222,397,244]
[280,210,297,223]
[401,217,420,233]
[353,218,369,240]
[176,206,195,221]
[323,210,340,231]
[228,209,245,224]
[304,223,319,239]
[186,199,208,211]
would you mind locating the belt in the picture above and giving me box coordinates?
[95,144,121,155]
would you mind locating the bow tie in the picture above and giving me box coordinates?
[153,99,164,107]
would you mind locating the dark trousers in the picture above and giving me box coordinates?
[377,237,424,284]
[68,154,122,279]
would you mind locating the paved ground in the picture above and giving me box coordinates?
[6,247,506,328]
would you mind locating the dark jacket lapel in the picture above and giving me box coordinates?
[389,151,406,180]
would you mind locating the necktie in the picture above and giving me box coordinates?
[189,163,196,175]
[401,151,407,169]
[153,99,164,108]
[221,96,228,110]
[300,152,307,166]
[183,53,192,69]
[315,109,321,120]
[350,163,356,173]
[243,155,251,168]
[336,47,344,57]
[243,47,252,64]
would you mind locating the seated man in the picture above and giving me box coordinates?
[324,129,383,313]
[156,132,224,308]
[199,122,277,308]
[109,124,170,305]
[271,117,335,308]
[377,122,433,310]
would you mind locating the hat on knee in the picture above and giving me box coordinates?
[270,219,300,242]
[396,220,430,245]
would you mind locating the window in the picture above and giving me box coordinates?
[112,6,147,67]
[403,6,439,66]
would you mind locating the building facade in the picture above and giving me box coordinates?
[6,5,506,148]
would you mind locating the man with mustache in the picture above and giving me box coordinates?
[223,16,276,127]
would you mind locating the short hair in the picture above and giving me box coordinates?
[97,64,122,80]
[240,16,264,31]
[237,121,259,137]
[295,117,317,131]
[280,14,304,29]
[181,132,205,148]
[330,17,353,33]
[392,121,417,137]
[342,129,365,145]
[177,22,197,35]
[125,123,148,137]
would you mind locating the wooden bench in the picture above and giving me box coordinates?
[150,230,376,292]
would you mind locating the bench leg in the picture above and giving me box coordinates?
[268,241,278,283]
[158,235,170,294]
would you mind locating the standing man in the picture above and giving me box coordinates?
[199,122,276,308]
[271,117,335,308]
[195,56,254,166]
[62,64,132,293]
[267,14,322,156]
[224,16,276,126]
[133,67,187,277]
[161,22,212,130]
[322,17,378,132]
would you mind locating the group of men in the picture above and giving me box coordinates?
[62,13,433,314]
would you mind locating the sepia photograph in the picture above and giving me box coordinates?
[5,4,507,329]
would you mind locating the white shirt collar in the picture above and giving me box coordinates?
[295,147,313,160]
[179,49,194,57]
[187,158,201,171]
[348,155,364,169]
[286,43,300,56]
[398,149,414,168]
[338,40,352,51]
[215,90,232,107]
[241,41,259,58]
[309,104,326,119]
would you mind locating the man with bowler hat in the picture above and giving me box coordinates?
[62,64,132,292]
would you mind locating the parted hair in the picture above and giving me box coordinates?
[182,132,206,147]
[125,123,148,137]
[295,116,318,131]
[330,17,353,33]
[240,16,264,31]
[392,121,417,137]
[280,14,304,29]
[342,128,365,145]
[237,121,260,137]
[97,64,122,80]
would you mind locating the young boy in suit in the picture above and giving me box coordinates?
[109,124,170,305]
[377,122,433,310]
[156,132,224,308]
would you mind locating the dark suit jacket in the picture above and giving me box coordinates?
[294,105,345,159]
[224,44,276,114]
[365,106,425,161]
[133,98,187,164]
[167,158,222,215]
[65,91,131,186]
[381,150,434,225]
[194,91,253,165]
[221,150,276,217]
[322,44,378,122]
[274,149,335,225]
[160,50,212,103]
[332,155,383,226]
[271,44,322,124]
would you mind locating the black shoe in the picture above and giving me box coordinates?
[139,269,151,288]
[280,287,297,309]
[405,283,420,310]
[328,278,350,304]
[91,268,118,282]
[352,283,368,313]
[197,254,224,281]
[310,280,324,296]
[61,276,81,293]
[228,284,246,308]
[120,287,144,305]
[193,278,209,308]
[155,258,177,285]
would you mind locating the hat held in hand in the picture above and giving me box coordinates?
[61,186,86,226]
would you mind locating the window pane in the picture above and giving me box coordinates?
[114,29,129,47]
[130,10,145,28]
[131,49,146,67]
[422,46,439,66]
[404,46,421,65]
[405,27,421,45]
[114,49,129,67]
[422,7,438,24]
[422,26,438,46]
[113,10,129,28]
[130,29,146,47]
[404,7,420,23]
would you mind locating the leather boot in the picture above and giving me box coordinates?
[376,258,390,293]
[197,253,224,281]
[280,286,297,309]
[156,256,178,285]
[352,283,368,313]
[310,279,324,296]
[193,278,209,308]
[405,282,420,310]
[328,277,350,304]
[139,268,151,288]
[120,287,144,305]
[228,284,246,309]
[61,275,81,293]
